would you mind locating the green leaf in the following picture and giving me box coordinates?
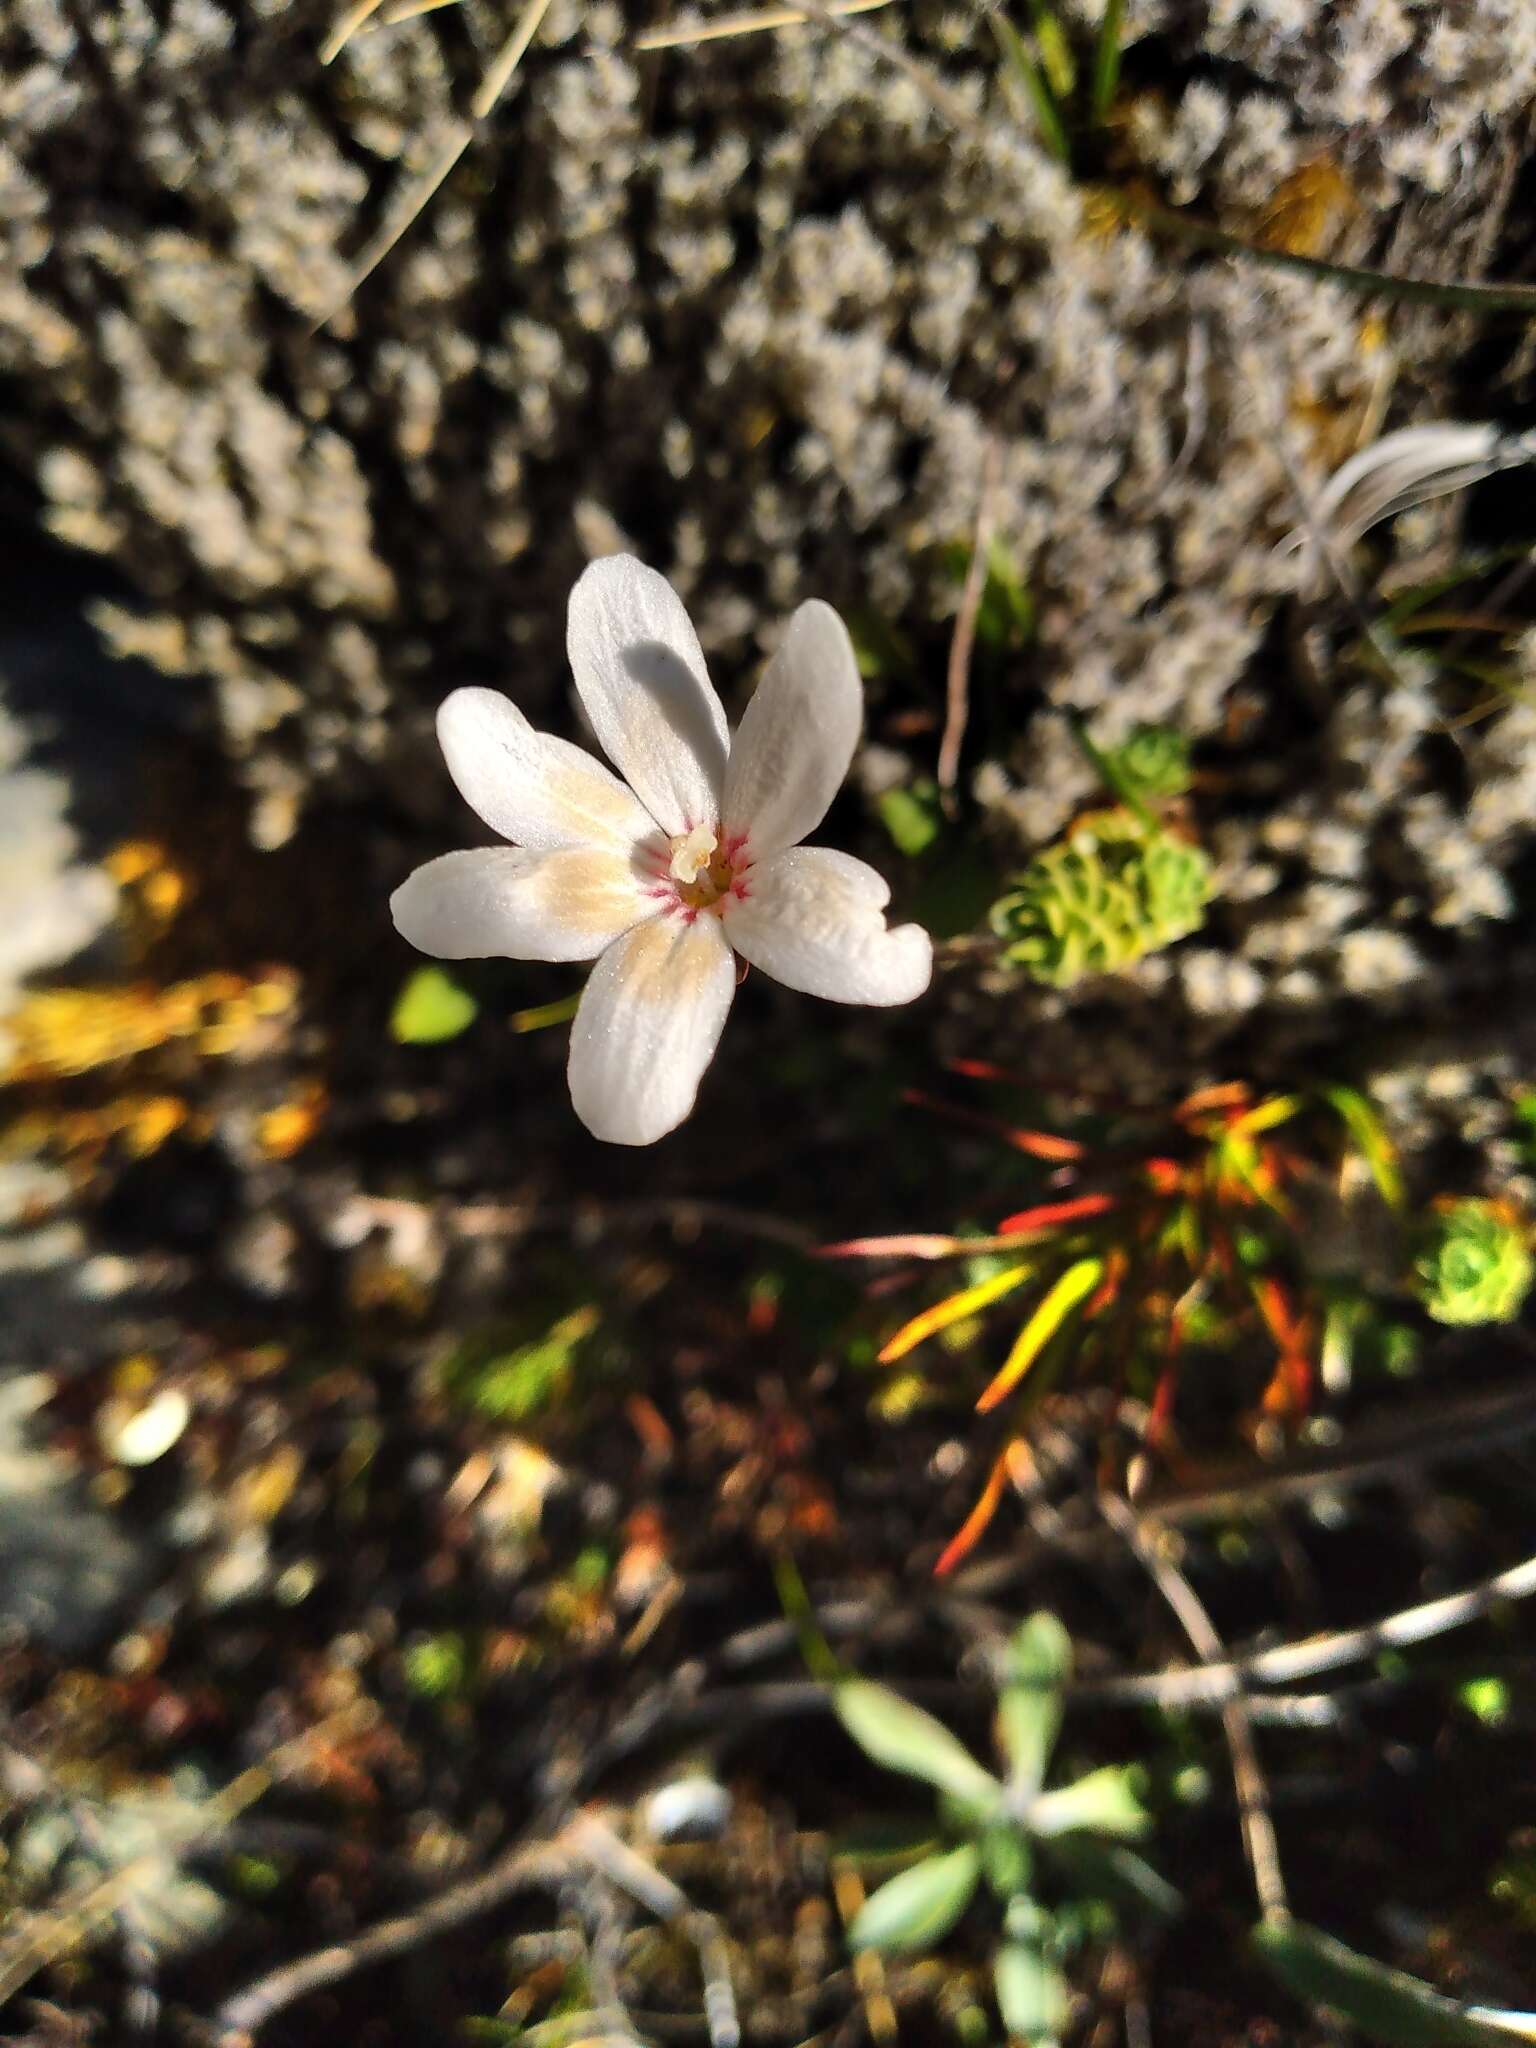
[878,785,943,857]
[1030,1765,1149,1839]
[1253,1919,1526,2047]
[980,1821,1034,1900]
[1090,0,1126,123]
[1456,1676,1510,1727]
[995,1941,1070,2044]
[997,1613,1071,1792]
[1321,1084,1406,1212]
[830,1819,945,1872]
[834,1682,1003,1811]
[991,11,1071,166]
[438,1306,600,1422]
[848,1843,982,1955]
[1008,1612,1073,1689]
[391,964,479,1043]
[1026,0,1075,102]
[977,1259,1105,1413]
[1114,186,1536,316]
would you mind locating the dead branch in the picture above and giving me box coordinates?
[1098,1490,1289,1923]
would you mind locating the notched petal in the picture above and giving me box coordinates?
[724,847,932,1006]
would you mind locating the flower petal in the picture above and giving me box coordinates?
[724,847,932,1005]
[568,913,736,1145]
[722,600,863,856]
[391,847,654,962]
[437,687,656,853]
[567,555,729,835]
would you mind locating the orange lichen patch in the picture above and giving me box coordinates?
[257,1079,329,1159]
[1249,159,1358,257]
[1,970,298,1082]
[1,1093,196,1167]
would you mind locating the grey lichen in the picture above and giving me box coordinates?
[2,0,1534,1086]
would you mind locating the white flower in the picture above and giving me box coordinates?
[391,555,933,1145]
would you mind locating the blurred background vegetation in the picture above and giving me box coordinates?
[3,0,1536,2043]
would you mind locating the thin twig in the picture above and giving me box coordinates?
[937,437,1002,812]
[1078,1544,1536,1710]
[0,1704,378,2014]
[214,1835,574,2042]
[569,1822,742,2048]
[1098,1490,1289,1922]
[355,1191,815,1253]
[215,1814,739,2048]
[1139,1376,1536,1524]
[634,0,890,52]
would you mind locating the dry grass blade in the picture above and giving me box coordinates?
[634,0,890,52]
[375,0,465,27]
[312,0,556,331]
[938,436,1002,809]
[471,0,557,120]
[312,120,474,332]
[320,0,387,63]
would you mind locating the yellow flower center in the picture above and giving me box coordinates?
[668,826,741,912]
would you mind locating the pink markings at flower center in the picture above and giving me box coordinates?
[643,824,752,919]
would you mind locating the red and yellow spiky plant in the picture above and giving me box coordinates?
[825,1066,1403,1573]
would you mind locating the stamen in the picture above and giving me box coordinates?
[669,825,719,885]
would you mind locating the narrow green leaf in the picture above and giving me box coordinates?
[1030,1764,1148,1839]
[1321,1084,1406,1212]
[991,12,1071,166]
[834,1681,1003,1811]
[977,1258,1104,1413]
[848,1843,983,1955]
[1253,1919,1526,2047]
[995,1940,1070,2044]
[999,1684,1061,1797]
[830,1819,945,1871]
[1112,187,1536,316]
[997,1613,1070,1792]
[391,964,478,1043]
[1025,0,1075,101]
[1090,0,1126,124]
